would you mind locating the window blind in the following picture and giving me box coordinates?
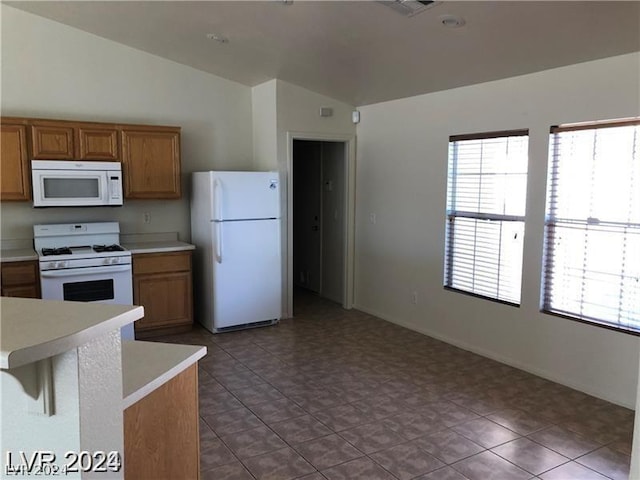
[445,130,529,305]
[543,120,640,332]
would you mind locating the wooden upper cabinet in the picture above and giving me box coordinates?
[78,127,119,160]
[3,117,182,201]
[31,121,119,161]
[1,123,30,201]
[30,123,75,159]
[121,128,181,199]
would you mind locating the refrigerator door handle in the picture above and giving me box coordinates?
[213,177,223,221]
[214,221,223,263]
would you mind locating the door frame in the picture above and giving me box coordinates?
[285,131,356,318]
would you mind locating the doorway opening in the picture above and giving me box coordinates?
[290,137,353,316]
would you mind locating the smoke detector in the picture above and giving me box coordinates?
[378,0,442,17]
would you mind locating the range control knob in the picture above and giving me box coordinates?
[56,261,67,269]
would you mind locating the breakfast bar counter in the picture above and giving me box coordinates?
[1,297,142,479]
[122,340,205,409]
[1,297,143,369]
[0,297,206,479]
[121,340,205,479]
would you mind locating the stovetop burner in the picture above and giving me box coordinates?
[42,247,73,256]
[93,244,125,253]
[34,223,130,263]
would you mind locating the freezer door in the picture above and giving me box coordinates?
[213,219,281,329]
[213,171,280,220]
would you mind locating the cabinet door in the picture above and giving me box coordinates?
[1,261,38,285]
[133,251,191,276]
[1,284,39,298]
[134,271,192,331]
[121,129,181,199]
[0,124,30,200]
[0,261,40,298]
[31,124,75,159]
[78,127,119,160]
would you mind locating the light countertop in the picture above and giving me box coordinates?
[1,248,38,263]
[0,297,143,369]
[121,340,206,409]
[1,240,194,260]
[122,240,195,255]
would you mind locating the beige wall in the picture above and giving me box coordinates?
[275,79,356,173]
[355,52,640,408]
[274,80,356,317]
[1,6,253,242]
[251,80,278,171]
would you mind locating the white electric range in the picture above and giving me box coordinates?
[33,222,135,339]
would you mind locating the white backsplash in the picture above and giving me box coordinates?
[120,232,178,244]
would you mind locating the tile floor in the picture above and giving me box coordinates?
[153,292,634,480]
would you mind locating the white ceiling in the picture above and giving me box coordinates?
[6,1,640,106]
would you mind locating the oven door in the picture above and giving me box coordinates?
[40,265,132,305]
[40,264,134,339]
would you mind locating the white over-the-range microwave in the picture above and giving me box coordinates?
[31,160,123,207]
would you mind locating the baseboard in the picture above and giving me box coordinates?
[352,303,635,409]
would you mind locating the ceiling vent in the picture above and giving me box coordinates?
[378,0,442,17]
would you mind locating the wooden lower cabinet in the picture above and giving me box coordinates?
[133,251,193,337]
[1,261,40,298]
[124,365,199,480]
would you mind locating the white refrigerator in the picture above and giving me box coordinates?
[191,171,282,332]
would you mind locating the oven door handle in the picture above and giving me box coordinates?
[40,265,131,277]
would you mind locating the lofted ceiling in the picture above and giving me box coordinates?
[5,1,640,106]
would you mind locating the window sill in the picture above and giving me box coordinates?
[541,309,640,337]
[443,286,520,308]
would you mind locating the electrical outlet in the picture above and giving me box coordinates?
[370,213,377,224]
[412,291,418,305]
[143,212,151,224]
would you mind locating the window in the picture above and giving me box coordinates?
[444,130,529,305]
[543,119,640,333]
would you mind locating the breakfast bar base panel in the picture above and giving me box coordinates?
[123,364,199,480]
